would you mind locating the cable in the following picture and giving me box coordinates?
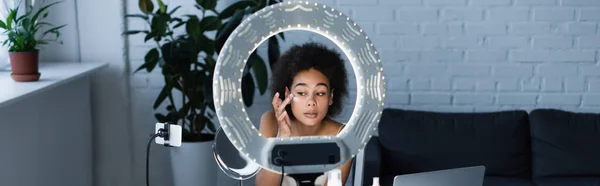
[146,133,160,186]
[274,152,286,186]
[280,165,284,186]
[147,128,168,186]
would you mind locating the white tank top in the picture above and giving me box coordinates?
[281,174,328,186]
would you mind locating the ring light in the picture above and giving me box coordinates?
[213,1,386,174]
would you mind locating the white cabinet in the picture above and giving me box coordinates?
[0,62,106,186]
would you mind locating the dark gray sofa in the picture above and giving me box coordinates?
[362,108,600,186]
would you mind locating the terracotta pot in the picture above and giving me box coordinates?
[9,50,40,82]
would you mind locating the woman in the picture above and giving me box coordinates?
[255,41,352,186]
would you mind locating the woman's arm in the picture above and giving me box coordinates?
[325,124,353,186]
[255,111,285,186]
[338,158,354,186]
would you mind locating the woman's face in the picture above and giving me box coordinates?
[288,68,333,126]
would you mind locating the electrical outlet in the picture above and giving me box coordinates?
[154,123,182,147]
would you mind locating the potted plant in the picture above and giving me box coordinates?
[0,1,65,82]
[125,0,284,185]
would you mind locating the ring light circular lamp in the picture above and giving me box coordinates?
[213,1,386,174]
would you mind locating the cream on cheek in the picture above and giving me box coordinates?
[292,95,327,105]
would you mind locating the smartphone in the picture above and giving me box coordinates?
[154,123,182,147]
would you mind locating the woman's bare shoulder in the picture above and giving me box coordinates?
[260,110,278,138]
[261,110,276,121]
[325,119,345,135]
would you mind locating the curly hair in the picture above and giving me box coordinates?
[270,42,349,121]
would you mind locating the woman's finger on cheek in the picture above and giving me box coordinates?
[277,111,287,122]
[272,92,280,108]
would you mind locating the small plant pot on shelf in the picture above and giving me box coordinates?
[9,50,40,82]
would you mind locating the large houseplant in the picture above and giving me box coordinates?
[0,1,65,82]
[125,0,284,185]
[126,0,284,142]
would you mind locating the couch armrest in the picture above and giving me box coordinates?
[362,136,382,186]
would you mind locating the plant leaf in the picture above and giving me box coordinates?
[186,16,201,41]
[218,0,256,19]
[255,0,268,12]
[196,0,217,10]
[166,111,180,123]
[22,18,31,32]
[144,32,155,42]
[123,30,149,35]
[125,14,149,20]
[157,0,166,13]
[144,48,160,72]
[139,0,154,14]
[199,36,215,55]
[204,70,215,111]
[268,36,280,68]
[16,10,31,23]
[16,35,25,50]
[166,105,175,112]
[170,17,183,23]
[154,83,173,109]
[199,16,221,31]
[40,25,66,39]
[168,6,182,15]
[173,21,185,29]
[172,77,183,91]
[0,20,6,29]
[31,1,60,25]
[215,9,244,54]
[241,73,255,107]
[194,114,207,134]
[6,8,17,30]
[134,63,148,73]
[154,113,167,123]
[278,32,285,41]
[179,102,191,117]
[206,119,216,133]
[33,22,54,33]
[204,56,216,71]
[150,15,168,36]
[249,53,268,95]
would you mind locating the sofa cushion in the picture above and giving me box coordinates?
[484,177,535,186]
[534,177,600,186]
[378,108,531,179]
[530,109,600,181]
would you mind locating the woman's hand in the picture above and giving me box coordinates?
[272,89,294,137]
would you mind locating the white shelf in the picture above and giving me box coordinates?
[0,62,108,107]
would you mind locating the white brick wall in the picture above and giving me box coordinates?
[126,0,600,184]
[342,0,600,113]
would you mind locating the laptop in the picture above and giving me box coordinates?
[393,166,486,186]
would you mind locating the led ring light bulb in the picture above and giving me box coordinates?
[213,1,386,174]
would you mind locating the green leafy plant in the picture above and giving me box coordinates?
[0,1,66,52]
[125,0,284,142]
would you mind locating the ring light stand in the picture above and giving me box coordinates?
[212,1,386,185]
